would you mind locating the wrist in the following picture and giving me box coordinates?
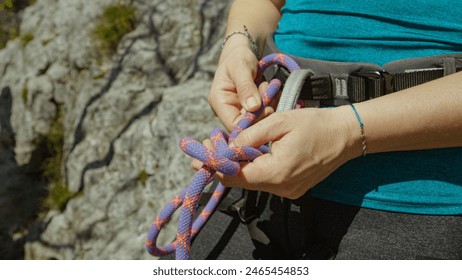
[222,25,259,57]
[332,105,365,160]
[219,36,258,64]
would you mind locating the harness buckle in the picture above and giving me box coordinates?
[229,197,258,224]
[353,70,394,96]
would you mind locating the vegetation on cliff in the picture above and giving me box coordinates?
[92,3,137,54]
[0,0,36,49]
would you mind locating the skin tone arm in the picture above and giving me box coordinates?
[208,0,285,131]
[213,71,462,199]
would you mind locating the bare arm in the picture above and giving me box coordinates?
[224,0,285,56]
[347,71,462,156]
[209,0,285,131]
[216,72,462,199]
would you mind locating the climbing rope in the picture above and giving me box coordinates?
[146,53,300,260]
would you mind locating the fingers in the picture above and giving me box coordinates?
[191,158,203,170]
[208,46,266,131]
[231,112,289,148]
[229,108,244,127]
[215,154,309,200]
[232,82,277,127]
[212,155,269,186]
[208,87,242,132]
[254,82,277,123]
[212,154,295,198]
[228,60,262,113]
[188,115,303,199]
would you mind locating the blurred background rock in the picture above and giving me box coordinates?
[0,0,230,259]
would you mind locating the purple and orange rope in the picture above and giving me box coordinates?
[146,53,300,260]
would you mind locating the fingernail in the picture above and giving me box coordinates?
[233,115,243,127]
[245,97,258,110]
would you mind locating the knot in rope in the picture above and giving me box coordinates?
[180,129,266,177]
[146,53,300,260]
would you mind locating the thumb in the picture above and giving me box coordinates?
[228,62,261,112]
[232,113,289,148]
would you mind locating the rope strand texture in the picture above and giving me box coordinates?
[146,53,300,260]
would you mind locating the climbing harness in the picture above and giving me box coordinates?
[146,53,301,260]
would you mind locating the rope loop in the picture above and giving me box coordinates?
[146,53,300,259]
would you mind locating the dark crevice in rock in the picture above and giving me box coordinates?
[70,38,138,153]
[78,97,161,192]
[146,7,179,85]
[35,236,75,254]
[37,61,52,76]
[0,87,15,149]
[0,59,10,80]
[183,1,228,80]
[0,87,48,260]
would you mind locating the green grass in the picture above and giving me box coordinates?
[0,25,19,49]
[40,108,74,211]
[0,0,36,11]
[0,25,20,50]
[0,0,15,10]
[92,4,137,54]
[20,31,33,46]
[0,0,36,49]
[92,71,106,80]
[45,181,74,212]
[138,170,149,185]
[21,85,28,103]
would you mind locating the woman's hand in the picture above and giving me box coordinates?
[208,35,277,131]
[195,106,362,199]
[207,0,285,131]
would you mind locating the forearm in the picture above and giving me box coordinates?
[343,71,462,157]
[224,0,284,57]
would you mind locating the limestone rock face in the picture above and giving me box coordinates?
[0,0,230,259]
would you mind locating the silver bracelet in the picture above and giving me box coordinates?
[222,25,259,57]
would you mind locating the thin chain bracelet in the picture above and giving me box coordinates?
[222,25,259,57]
[350,104,367,157]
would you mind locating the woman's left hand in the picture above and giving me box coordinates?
[200,106,362,199]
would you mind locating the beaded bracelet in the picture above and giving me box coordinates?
[222,25,259,57]
[350,104,367,157]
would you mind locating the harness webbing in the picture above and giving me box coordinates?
[297,67,462,103]
[348,68,462,102]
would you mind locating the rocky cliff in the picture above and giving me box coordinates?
[0,0,230,259]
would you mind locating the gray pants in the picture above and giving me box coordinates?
[164,188,462,260]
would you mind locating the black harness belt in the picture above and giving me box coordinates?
[297,67,462,103]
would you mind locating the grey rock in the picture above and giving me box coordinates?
[25,79,222,259]
[0,0,231,259]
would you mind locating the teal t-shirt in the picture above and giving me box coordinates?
[275,0,462,65]
[274,0,462,215]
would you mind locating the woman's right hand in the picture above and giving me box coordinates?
[208,36,273,131]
